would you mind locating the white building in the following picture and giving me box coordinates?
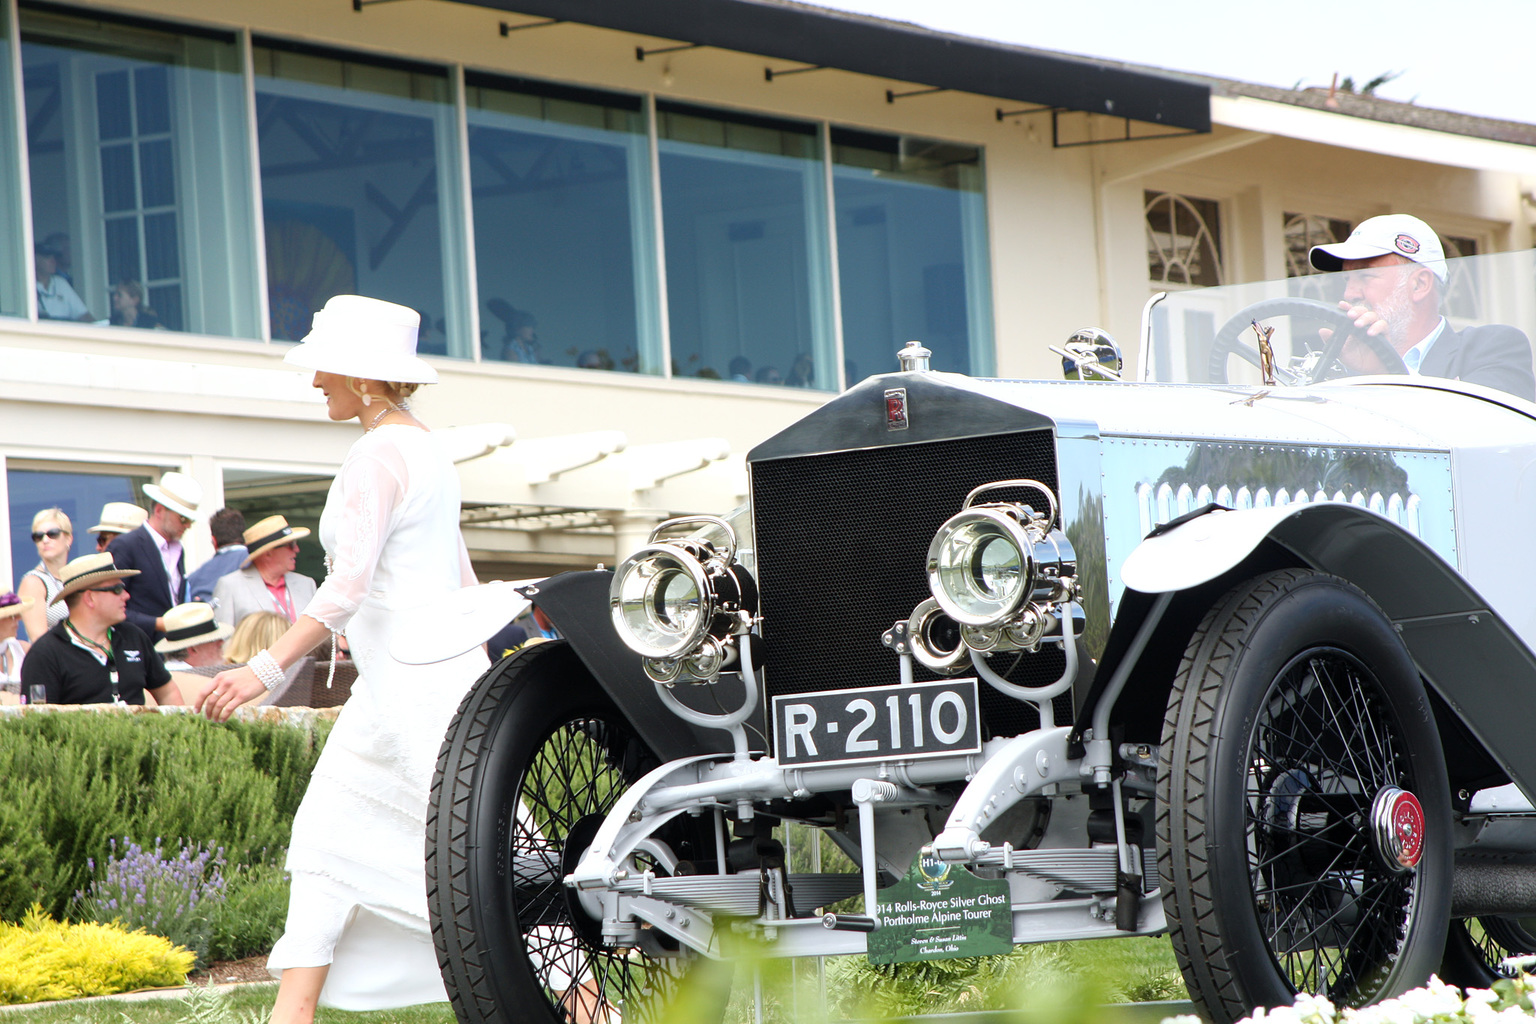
[1,0,1533,598]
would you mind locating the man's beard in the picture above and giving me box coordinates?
[1371,275,1417,353]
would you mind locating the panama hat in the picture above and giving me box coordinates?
[0,592,34,620]
[1309,214,1448,283]
[240,515,312,567]
[154,602,234,653]
[142,472,205,521]
[52,553,140,604]
[284,295,438,385]
[90,501,148,535]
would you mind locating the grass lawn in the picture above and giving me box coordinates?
[0,938,1185,1024]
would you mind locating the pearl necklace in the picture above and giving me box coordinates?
[364,399,411,434]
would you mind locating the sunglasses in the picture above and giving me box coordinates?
[88,583,127,595]
[32,528,66,542]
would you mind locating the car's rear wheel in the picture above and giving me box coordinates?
[1158,569,1452,1024]
[428,641,728,1024]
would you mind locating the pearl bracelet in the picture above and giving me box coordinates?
[250,649,286,692]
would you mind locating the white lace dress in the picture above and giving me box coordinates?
[266,425,488,1009]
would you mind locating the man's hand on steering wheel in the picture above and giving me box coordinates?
[1318,299,1407,375]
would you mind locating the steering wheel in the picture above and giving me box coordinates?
[1205,297,1409,385]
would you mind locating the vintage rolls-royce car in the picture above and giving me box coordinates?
[423,248,1536,1024]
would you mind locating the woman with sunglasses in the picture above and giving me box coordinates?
[17,507,73,644]
[196,296,486,1023]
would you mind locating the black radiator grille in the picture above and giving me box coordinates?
[751,429,1066,746]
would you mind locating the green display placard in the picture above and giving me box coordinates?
[866,854,1013,964]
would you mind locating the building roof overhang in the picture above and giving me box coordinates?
[444,0,1211,134]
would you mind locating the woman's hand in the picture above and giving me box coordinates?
[197,666,267,721]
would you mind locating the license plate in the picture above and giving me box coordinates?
[772,678,982,768]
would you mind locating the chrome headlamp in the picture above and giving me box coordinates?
[926,480,1075,630]
[610,516,757,681]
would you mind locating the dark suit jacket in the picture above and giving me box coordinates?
[107,525,186,640]
[1419,323,1536,402]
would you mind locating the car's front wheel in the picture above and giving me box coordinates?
[1157,569,1452,1024]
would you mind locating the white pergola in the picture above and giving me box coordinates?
[441,424,748,572]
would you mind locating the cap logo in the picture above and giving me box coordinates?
[1395,234,1421,255]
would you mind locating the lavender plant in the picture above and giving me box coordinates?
[79,837,227,964]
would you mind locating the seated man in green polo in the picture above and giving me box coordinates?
[20,553,180,706]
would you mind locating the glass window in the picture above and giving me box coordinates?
[253,41,468,356]
[20,6,259,335]
[465,73,659,373]
[832,130,993,380]
[0,3,26,318]
[657,102,834,388]
[1145,191,1223,289]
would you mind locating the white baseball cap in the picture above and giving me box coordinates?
[1309,214,1447,283]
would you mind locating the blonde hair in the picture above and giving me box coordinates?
[223,611,290,664]
[31,507,72,534]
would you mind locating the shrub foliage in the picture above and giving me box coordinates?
[0,905,195,1004]
[0,712,329,922]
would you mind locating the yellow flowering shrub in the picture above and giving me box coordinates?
[0,905,193,1004]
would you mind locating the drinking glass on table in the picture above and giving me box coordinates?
[26,684,46,705]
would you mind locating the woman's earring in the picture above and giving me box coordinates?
[360,384,372,408]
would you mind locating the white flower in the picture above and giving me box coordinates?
[1159,1016,1204,1024]
[1292,991,1338,1023]
[1395,975,1466,1019]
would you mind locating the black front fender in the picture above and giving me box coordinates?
[528,570,750,762]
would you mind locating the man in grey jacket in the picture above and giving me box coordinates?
[212,515,317,629]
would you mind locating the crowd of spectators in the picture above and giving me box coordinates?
[2,485,547,708]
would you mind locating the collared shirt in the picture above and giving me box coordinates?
[1403,317,1449,375]
[265,575,296,622]
[20,618,169,704]
[186,544,248,604]
[36,274,89,320]
[143,520,183,600]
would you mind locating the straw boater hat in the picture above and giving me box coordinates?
[240,515,312,568]
[0,592,34,620]
[90,501,148,535]
[51,553,140,604]
[283,295,438,384]
[154,602,234,653]
[142,471,205,521]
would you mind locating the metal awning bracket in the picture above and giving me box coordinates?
[637,42,703,61]
[1052,109,1204,149]
[499,17,563,34]
[765,64,826,82]
[885,86,947,103]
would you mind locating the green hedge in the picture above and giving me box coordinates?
[0,711,330,923]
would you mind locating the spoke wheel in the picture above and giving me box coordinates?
[429,641,726,1024]
[1158,569,1451,1024]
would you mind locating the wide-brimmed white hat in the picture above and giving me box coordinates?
[154,602,234,653]
[90,501,148,535]
[1309,214,1448,283]
[0,592,34,620]
[284,295,438,385]
[142,472,205,521]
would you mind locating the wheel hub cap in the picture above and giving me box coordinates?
[1370,786,1425,871]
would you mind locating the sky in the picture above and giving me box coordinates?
[801,0,1536,127]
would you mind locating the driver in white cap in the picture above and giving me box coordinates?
[107,471,206,641]
[1310,214,1534,400]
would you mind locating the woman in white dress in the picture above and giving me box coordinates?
[0,592,33,696]
[197,295,487,1024]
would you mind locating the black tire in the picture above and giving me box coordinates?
[428,641,727,1024]
[1442,916,1536,987]
[1206,297,1408,385]
[1157,569,1452,1024]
